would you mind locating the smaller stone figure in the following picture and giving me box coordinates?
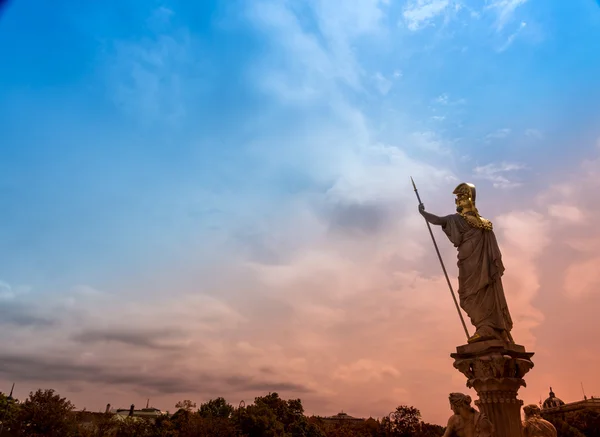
[522,404,557,437]
[443,393,494,437]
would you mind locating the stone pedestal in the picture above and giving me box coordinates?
[451,340,534,437]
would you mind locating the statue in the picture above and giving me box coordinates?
[442,393,494,437]
[418,182,514,344]
[522,404,557,437]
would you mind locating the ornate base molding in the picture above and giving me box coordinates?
[451,340,535,437]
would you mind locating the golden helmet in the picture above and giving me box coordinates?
[453,182,476,204]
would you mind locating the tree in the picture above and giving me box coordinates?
[252,392,307,433]
[73,411,117,437]
[114,416,153,437]
[542,415,586,437]
[390,405,422,437]
[175,400,197,412]
[570,409,600,437]
[151,414,178,437]
[0,391,19,434]
[198,397,234,419]
[16,388,76,437]
[240,402,286,437]
[417,422,445,437]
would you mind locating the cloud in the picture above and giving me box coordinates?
[564,258,600,300]
[104,8,201,126]
[435,93,466,106]
[402,0,451,31]
[410,131,451,154]
[547,204,585,224]
[326,202,392,235]
[71,328,186,351]
[0,352,312,396]
[485,128,512,140]
[0,301,55,328]
[525,128,543,139]
[486,0,528,31]
[494,210,549,346]
[498,21,527,52]
[246,0,388,100]
[373,72,394,95]
[334,359,400,383]
[0,0,468,421]
[535,146,600,300]
[473,162,525,188]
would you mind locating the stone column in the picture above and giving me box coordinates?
[451,340,535,437]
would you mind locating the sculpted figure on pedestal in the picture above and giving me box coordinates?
[442,393,494,437]
[419,182,514,344]
[522,404,557,437]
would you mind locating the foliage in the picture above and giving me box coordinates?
[544,417,585,437]
[390,405,422,437]
[2,387,450,437]
[15,388,77,437]
[543,409,600,437]
[570,409,600,437]
[198,397,234,419]
[175,400,197,413]
[0,391,19,433]
[113,416,152,437]
[416,422,445,437]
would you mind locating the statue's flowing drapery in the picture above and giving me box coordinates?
[441,214,513,335]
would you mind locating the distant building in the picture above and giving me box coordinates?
[540,387,600,419]
[321,412,365,424]
[74,403,165,429]
[112,404,164,423]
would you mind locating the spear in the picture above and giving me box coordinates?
[411,177,470,340]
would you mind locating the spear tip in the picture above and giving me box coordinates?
[410,176,417,190]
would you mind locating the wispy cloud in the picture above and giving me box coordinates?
[435,92,466,105]
[485,127,512,140]
[498,21,527,52]
[105,9,200,126]
[473,162,526,188]
[486,0,528,31]
[536,147,600,300]
[402,0,451,31]
[525,128,543,139]
[373,72,394,95]
[410,131,451,154]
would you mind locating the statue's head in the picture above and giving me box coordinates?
[449,393,475,415]
[523,404,542,419]
[453,183,477,214]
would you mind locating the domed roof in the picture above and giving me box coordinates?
[542,387,565,410]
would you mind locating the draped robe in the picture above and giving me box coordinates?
[522,416,557,437]
[441,214,513,335]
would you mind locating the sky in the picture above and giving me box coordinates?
[1,0,600,425]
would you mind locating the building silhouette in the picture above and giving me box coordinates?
[541,387,600,419]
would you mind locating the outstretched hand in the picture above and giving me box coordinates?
[418,203,425,215]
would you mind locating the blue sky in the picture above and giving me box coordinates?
[1,0,600,421]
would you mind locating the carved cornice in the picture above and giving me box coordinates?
[451,341,534,391]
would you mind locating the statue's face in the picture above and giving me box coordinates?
[450,402,460,414]
[455,194,471,212]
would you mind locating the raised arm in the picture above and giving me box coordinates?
[418,204,448,226]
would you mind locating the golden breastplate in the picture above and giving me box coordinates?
[459,212,493,231]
